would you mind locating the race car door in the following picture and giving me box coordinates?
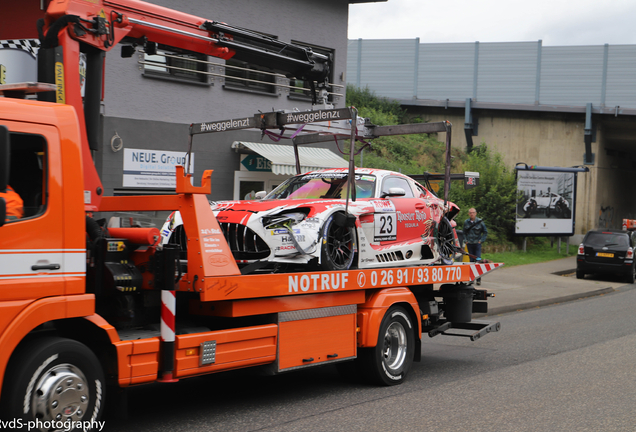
[373,176,423,245]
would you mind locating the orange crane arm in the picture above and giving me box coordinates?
[37,0,330,210]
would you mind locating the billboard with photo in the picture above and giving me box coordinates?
[515,169,576,236]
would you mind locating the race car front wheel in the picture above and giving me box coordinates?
[320,212,356,271]
[437,217,455,265]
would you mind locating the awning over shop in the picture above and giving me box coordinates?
[232,141,348,175]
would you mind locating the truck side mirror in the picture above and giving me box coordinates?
[0,198,6,227]
[0,125,9,192]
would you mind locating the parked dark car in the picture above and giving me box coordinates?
[577,229,636,283]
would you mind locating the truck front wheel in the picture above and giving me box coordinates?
[1,337,105,430]
[360,306,415,386]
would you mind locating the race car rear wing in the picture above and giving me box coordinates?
[409,171,480,197]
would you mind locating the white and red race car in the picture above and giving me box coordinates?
[161,168,461,271]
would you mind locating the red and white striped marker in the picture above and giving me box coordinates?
[469,262,504,281]
[161,290,175,343]
[158,290,178,383]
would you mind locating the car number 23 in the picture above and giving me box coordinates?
[374,213,397,241]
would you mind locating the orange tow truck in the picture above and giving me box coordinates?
[0,0,502,428]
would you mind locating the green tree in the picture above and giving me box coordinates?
[449,144,517,244]
[346,86,517,244]
[346,85,405,124]
[346,85,464,174]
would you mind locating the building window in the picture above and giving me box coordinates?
[8,132,47,221]
[224,59,278,95]
[289,78,312,99]
[142,46,209,85]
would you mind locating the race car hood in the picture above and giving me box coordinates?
[212,199,375,224]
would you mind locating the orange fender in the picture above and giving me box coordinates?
[83,314,160,387]
[357,288,421,348]
[0,294,94,393]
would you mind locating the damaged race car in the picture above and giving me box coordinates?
[161,168,461,272]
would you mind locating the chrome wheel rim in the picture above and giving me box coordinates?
[32,363,89,429]
[383,321,407,371]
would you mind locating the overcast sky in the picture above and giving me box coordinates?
[348,0,636,46]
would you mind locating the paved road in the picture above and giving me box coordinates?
[107,284,636,432]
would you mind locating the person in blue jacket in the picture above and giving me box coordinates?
[463,208,488,285]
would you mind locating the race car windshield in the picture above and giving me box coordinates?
[266,173,376,200]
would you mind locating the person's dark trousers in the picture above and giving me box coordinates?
[467,243,482,285]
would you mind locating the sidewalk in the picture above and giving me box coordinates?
[476,256,628,317]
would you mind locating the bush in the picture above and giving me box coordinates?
[345,86,516,246]
[449,144,517,244]
[346,85,465,175]
[346,85,405,124]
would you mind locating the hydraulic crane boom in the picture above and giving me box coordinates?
[36,0,332,210]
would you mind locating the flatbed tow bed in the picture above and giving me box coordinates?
[96,259,504,384]
[169,260,504,341]
[89,161,505,389]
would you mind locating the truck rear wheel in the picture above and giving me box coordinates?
[1,337,105,430]
[359,306,415,386]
